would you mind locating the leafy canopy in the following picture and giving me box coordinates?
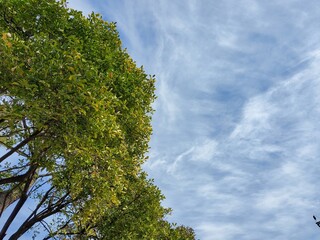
[0,0,196,239]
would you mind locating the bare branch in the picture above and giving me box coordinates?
[43,218,72,240]
[39,220,52,237]
[0,172,29,185]
[8,192,71,240]
[29,178,51,194]
[0,129,42,163]
[0,140,30,158]
[0,163,30,174]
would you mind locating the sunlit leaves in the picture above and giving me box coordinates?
[0,0,195,238]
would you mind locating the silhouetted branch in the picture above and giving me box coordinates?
[0,172,29,185]
[0,163,30,174]
[9,192,71,240]
[0,129,42,163]
[0,140,30,158]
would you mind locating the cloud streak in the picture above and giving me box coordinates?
[68,0,320,239]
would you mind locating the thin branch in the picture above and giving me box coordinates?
[0,163,30,174]
[0,172,29,185]
[0,129,42,163]
[9,193,71,240]
[0,140,29,158]
[26,186,54,221]
[39,220,52,237]
[29,178,51,194]
[37,173,53,178]
[22,118,31,136]
[43,218,72,240]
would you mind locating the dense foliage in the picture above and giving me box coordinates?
[0,0,195,239]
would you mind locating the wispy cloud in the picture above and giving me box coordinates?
[68,0,320,239]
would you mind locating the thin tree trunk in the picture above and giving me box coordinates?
[0,165,37,239]
[0,165,38,216]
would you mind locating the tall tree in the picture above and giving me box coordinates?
[0,0,195,239]
[43,172,196,239]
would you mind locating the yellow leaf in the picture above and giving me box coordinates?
[2,33,12,47]
[68,75,76,81]
[2,33,7,41]
[6,41,12,48]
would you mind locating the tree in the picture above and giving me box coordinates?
[0,0,195,239]
[93,173,196,240]
[50,172,196,239]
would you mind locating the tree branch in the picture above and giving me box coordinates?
[0,171,29,185]
[0,165,37,239]
[8,192,71,240]
[0,163,30,174]
[43,218,72,240]
[0,129,42,163]
[0,140,30,158]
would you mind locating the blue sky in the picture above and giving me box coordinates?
[5,0,320,239]
[66,1,320,239]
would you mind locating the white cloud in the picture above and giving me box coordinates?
[197,222,244,240]
[230,98,278,139]
[192,139,218,162]
[62,1,320,239]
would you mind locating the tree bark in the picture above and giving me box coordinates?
[0,165,37,239]
[0,165,38,216]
